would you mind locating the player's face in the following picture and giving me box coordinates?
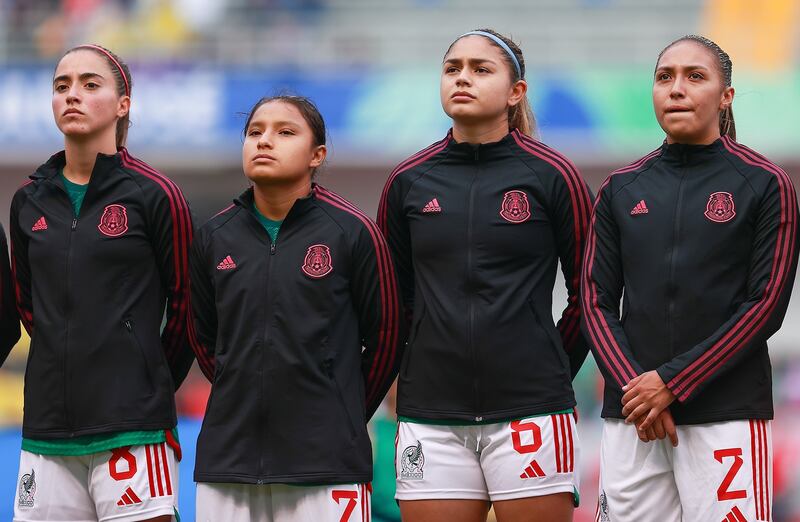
[52,50,129,142]
[653,40,734,144]
[440,36,523,126]
[242,101,326,186]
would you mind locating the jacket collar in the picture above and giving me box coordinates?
[660,138,724,165]
[444,128,516,162]
[233,184,318,218]
[32,148,124,181]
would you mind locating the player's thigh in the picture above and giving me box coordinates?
[492,492,574,522]
[13,450,96,522]
[196,482,270,522]
[272,483,371,522]
[674,419,772,522]
[395,421,488,501]
[90,443,179,522]
[400,499,490,522]
[480,413,579,507]
[597,419,681,522]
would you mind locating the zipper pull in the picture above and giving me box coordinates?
[124,319,132,331]
[71,218,77,231]
[270,243,276,255]
[474,148,480,161]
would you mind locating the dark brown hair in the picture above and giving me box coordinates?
[445,28,537,137]
[243,95,326,147]
[60,44,133,149]
[656,35,735,140]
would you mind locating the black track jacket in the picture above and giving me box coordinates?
[582,137,799,424]
[189,185,403,484]
[9,149,195,439]
[378,129,593,422]
[1,224,20,362]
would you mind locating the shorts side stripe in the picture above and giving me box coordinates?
[153,443,165,497]
[160,442,173,495]
[551,415,562,473]
[145,444,156,498]
[566,414,575,472]
[559,414,568,474]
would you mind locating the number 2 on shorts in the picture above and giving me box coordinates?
[714,448,747,501]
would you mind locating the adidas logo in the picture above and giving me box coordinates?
[216,255,237,270]
[31,216,48,231]
[422,198,442,213]
[630,200,649,215]
[519,459,545,479]
[116,486,142,507]
[722,506,746,522]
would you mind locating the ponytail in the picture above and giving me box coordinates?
[720,105,736,141]
[509,95,536,138]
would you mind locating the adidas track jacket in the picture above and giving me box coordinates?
[378,129,593,422]
[582,138,799,424]
[189,185,404,484]
[9,150,195,439]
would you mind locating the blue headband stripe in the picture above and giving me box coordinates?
[459,31,522,79]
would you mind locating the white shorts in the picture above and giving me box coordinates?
[597,418,772,522]
[13,443,178,522]
[395,413,580,502]
[195,482,371,522]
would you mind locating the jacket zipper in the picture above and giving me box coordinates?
[467,147,482,422]
[64,215,77,433]
[258,229,277,483]
[666,169,687,357]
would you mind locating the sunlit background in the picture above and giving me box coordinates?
[1,0,799,520]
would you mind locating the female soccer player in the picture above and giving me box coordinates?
[582,35,798,521]
[189,95,403,521]
[378,29,593,522]
[1,223,20,360]
[9,44,194,521]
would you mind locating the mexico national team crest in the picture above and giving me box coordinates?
[98,204,129,237]
[18,469,35,509]
[598,491,610,522]
[500,190,531,223]
[401,440,425,480]
[302,244,333,278]
[704,192,736,223]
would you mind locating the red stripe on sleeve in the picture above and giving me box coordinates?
[315,187,401,408]
[581,179,636,387]
[120,151,193,367]
[513,131,593,352]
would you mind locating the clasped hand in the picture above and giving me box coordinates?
[621,371,679,446]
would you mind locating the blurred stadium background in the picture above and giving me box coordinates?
[1,0,800,520]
